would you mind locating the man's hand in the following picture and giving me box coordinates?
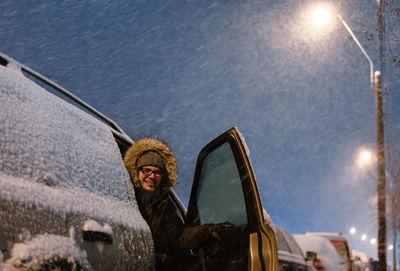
[209,221,235,240]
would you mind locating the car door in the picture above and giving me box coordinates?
[62,130,155,271]
[185,127,279,271]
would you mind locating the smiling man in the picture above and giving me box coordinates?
[138,165,163,192]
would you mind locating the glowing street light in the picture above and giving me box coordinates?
[388,244,394,250]
[350,227,356,234]
[311,7,332,26]
[371,238,377,245]
[361,234,367,241]
[357,148,374,168]
[360,150,373,164]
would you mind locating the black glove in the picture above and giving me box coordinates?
[208,221,235,240]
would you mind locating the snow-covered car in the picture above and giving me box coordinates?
[303,233,354,271]
[352,250,372,271]
[0,52,279,270]
[273,225,317,271]
[293,234,343,271]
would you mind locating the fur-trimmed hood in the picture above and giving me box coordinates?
[124,138,177,189]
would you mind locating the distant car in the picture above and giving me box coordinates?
[352,250,372,271]
[273,225,317,271]
[304,232,354,271]
[293,234,343,271]
[0,52,279,270]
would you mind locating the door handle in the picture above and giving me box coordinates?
[82,220,114,244]
[83,230,113,244]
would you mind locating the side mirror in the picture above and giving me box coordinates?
[305,251,317,261]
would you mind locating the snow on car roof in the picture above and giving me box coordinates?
[304,232,351,242]
[305,232,345,237]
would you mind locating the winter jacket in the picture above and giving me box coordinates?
[135,186,232,270]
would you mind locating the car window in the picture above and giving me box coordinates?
[285,232,304,256]
[0,73,130,201]
[196,142,247,226]
[330,239,351,262]
[275,227,291,252]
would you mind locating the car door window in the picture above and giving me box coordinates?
[276,228,291,252]
[196,142,247,226]
[285,233,303,256]
[185,128,279,271]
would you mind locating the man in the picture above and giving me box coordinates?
[124,138,233,270]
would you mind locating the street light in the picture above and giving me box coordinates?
[357,148,374,168]
[362,234,368,241]
[360,150,373,164]
[311,7,387,271]
[311,7,332,26]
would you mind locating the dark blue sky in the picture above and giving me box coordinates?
[2,0,398,259]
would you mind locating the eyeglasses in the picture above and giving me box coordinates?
[140,167,162,177]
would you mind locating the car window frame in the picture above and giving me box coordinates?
[185,127,279,271]
[185,128,263,231]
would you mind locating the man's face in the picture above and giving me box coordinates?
[138,166,162,192]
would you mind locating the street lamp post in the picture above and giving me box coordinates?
[336,14,387,271]
[336,15,374,87]
[375,70,387,271]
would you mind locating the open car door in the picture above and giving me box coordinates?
[186,127,279,271]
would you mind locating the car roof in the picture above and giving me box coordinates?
[293,234,343,266]
[0,52,133,154]
[304,232,349,240]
